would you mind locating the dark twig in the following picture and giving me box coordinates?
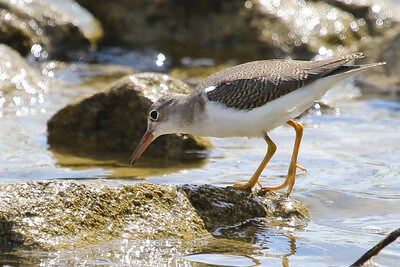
[350,227,400,267]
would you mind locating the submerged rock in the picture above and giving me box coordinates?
[47,73,210,157]
[0,180,309,251]
[0,0,89,58]
[0,44,50,116]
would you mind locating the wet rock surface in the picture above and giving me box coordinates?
[0,0,89,57]
[181,184,268,232]
[0,180,309,251]
[245,0,368,56]
[0,44,48,92]
[323,0,400,35]
[181,184,309,232]
[0,44,50,116]
[75,0,259,51]
[47,72,210,156]
[0,180,210,250]
[258,190,309,220]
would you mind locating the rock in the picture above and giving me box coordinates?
[0,0,90,58]
[244,0,370,56]
[356,27,400,97]
[322,0,400,36]
[258,190,309,220]
[46,0,103,44]
[47,73,211,157]
[180,184,267,232]
[75,0,255,48]
[76,0,370,59]
[180,184,309,232]
[0,180,309,251]
[0,8,32,56]
[0,44,50,116]
[0,180,210,250]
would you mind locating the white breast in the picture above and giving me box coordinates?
[189,72,357,138]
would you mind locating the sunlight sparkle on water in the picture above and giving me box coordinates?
[156,53,166,67]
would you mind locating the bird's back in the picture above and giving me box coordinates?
[193,53,381,110]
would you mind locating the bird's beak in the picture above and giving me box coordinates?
[129,130,155,165]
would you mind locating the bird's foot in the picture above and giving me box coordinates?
[228,180,262,190]
[296,164,307,172]
[262,184,287,192]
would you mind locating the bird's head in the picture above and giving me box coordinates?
[129,94,189,165]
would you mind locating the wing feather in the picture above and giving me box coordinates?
[194,53,364,110]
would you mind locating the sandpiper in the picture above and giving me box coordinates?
[129,53,384,196]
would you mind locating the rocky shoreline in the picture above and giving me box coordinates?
[0,180,308,251]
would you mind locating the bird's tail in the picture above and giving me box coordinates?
[328,61,386,77]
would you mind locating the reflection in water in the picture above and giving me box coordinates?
[209,217,304,266]
[0,236,299,266]
[49,145,208,180]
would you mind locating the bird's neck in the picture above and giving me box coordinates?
[172,93,205,134]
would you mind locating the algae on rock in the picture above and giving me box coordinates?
[0,181,210,250]
[0,180,309,251]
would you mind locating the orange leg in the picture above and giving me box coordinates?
[264,120,304,196]
[229,133,277,190]
[297,164,307,172]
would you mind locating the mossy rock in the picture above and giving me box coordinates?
[0,180,210,250]
[0,180,309,251]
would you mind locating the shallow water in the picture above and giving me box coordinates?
[1,45,400,266]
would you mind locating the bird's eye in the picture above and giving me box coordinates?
[149,109,159,121]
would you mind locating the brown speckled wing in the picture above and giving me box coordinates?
[195,53,363,110]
